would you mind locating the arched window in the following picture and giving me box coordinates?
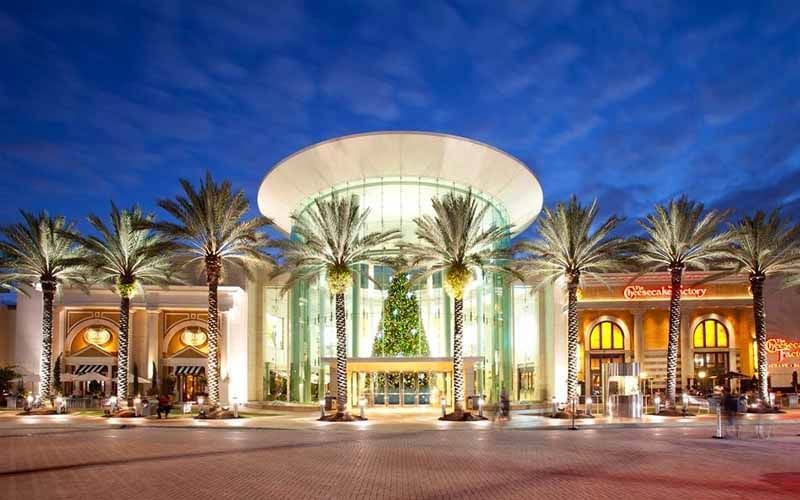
[589,321,624,350]
[693,319,728,348]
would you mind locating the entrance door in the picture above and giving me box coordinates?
[386,372,401,405]
[589,354,625,399]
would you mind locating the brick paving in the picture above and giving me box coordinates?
[1,415,799,499]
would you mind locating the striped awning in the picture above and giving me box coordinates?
[74,365,107,376]
[175,366,204,375]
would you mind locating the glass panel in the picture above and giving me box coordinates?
[403,373,416,405]
[693,324,704,347]
[418,373,430,404]
[705,320,715,347]
[613,325,623,349]
[717,323,728,347]
[694,353,704,367]
[386,372,401,405]
[601,322,612,349]
[590,325,600,350]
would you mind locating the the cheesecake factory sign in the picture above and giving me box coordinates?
[766,338,800,362]
[623,285,707,300]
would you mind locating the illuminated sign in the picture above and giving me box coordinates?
[766,338,800,361]
[180,329,208,347]
[83,327,111,345]
[623,285,707,300]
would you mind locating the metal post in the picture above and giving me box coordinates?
[441,397,447,417]
[551,396,558,417]
[586,396,593,417]
[569,396,578,430]
[359,398,366,419]
[713,403,724,439]
[319,399,325,419]
[682,392,689,417]
[478,397,484,418]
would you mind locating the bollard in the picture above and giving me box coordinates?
[232,397,239,418]
[713,403,724,439]
[319,399,325,419]
[478,398,484,418]
[682,392,689,417]
[586,396,593,417]
[359,398,366,419]
[654,395,661,415]
[551,396,558,417]
[441,397,447,417]
[133,396,142,417]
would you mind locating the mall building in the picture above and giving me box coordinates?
[0,132,798,408]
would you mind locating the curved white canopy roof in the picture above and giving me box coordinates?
[258,131,543,235]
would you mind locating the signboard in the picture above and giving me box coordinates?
[766,338,800,364]
[623,285,707,300]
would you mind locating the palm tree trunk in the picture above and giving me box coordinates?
[335,292,348,416]
[453,297,464,413]
[206,257,221,406]
[750,274,769,403]
[665,265,684,406]
[38,280,57,400]
[117,295,130,401]
[567,275,579,402]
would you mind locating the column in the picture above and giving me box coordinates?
[633,310,644,363]
[680,309,693,391]
[146,309,160,387]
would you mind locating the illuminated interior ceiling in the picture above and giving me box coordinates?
[258,132,544,236]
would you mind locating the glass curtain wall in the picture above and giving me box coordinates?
[285,177,518,403]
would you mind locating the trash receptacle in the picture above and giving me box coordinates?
[324,395,334,411]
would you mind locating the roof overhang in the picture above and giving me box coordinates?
[258,131,543,235]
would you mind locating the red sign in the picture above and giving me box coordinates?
[623,285,707,300]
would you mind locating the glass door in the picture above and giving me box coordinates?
[386,372,401,405]
[402,373,417,405]
[418,372,430,404]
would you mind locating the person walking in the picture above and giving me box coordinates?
[157,393,172,419]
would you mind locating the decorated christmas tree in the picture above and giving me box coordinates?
[372,273,429,356]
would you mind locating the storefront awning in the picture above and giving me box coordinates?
[175,366,204,375]
[74,365,108,376]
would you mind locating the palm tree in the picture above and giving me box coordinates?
[276,195,400,420]
[631,196,730,406]
[722,210,800,404]
[69,203,175,402]
[151,172,274,406]
[0,212,86,399]
[400,191,514,419]
[515,196,626,403]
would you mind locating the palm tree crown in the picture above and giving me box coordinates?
[71,203,175,293]
[723,210,800,281]
[151,172,275,280]
[399,190,514,298]
[515,196,626,285]
[631,196,731,272]
[0,211,86,289]
[277,194,401,293]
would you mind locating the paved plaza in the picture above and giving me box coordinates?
[1,410,799,499]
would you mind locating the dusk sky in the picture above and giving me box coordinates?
[1,1,799,237]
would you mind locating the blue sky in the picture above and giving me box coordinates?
[1,0,799,237]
